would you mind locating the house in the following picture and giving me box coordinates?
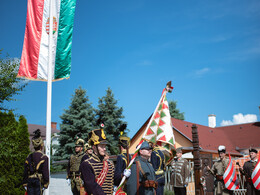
[129,114,260,194]
[129,114,260,159]
[28,122,60,152]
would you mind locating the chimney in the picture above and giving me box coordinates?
[208,114,216,128]
[51,122,57,129]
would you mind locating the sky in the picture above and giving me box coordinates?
[1,0,260,138]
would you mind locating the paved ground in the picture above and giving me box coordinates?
[48,172,72,195]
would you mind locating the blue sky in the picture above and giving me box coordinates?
[1,0,260,138]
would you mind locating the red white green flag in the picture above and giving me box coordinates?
[18,0,77,81]
[142,81,176,164]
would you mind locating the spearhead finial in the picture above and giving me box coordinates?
[166,81,173,93]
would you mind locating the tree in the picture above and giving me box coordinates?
[0,50,28,111]
[168,100,185,120]
[0,111,30,194]
[95,87,127,155]
[17,115,30,159]
[54,86,95,161]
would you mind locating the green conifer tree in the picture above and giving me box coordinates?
[0,112,30,194]
[95,87,127,155]
[168,100,185,120]
[54,86,95,160]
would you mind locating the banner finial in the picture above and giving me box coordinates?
[166,81,173,93]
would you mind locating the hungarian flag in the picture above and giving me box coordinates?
[142,81,176,164]
[223,154,240,190]
[18,0,77,81]
[252,155,260,190]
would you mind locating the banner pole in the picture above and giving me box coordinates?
[115,88,167,194]
[45,0,54,194]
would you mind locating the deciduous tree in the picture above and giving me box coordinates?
[0,50,28,111]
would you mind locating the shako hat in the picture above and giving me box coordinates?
[88,123,108,146]
[75,138,85,147]
[119,136,130,149]
[84,143,92,151]
[32,129,43,148]
[249,147,258,154]
[118,124,130,148]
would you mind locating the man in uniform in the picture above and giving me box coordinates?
[67,138,85,195]
[126,141,157,195]
[85,143,93,156]
[239,148,260,195]
[207,145,232,195]
[80,125,114,195]
[114,133,132,192]
[170,147,190,195]
[81,143,93,162]
[150,143,165,195]
[23,129,49,195]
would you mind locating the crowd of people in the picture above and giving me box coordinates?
[22,128,259,195]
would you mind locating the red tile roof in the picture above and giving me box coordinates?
[171,118,260,155]
[130,115,260,156]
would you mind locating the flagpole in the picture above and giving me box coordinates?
[45,0,54,194]
[115,87,168,194]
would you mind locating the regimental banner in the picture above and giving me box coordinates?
[223,154,240,190]
[18,0,77,81]
[142,82,176,164]
[115,81,176,195]
[252,155,260,190]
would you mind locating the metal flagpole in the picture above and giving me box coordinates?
[45,0,54,194]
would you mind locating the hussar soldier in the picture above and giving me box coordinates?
[238,148,260,195]
[23,129,49,195]
[171,147,190,195]
[67,138,85,195]
[81,143,93,163]
[126,141,157,195]
[85,143,93,156]
[150,142,166,195]
[80,125,115,195]
[114,124,132,193]
[207,145,232,195]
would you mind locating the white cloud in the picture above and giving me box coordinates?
[136,60,152,66]
[206,34,233,43]
[221,113,258,126]
[187,67,212,79]
[194,67,210,77]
